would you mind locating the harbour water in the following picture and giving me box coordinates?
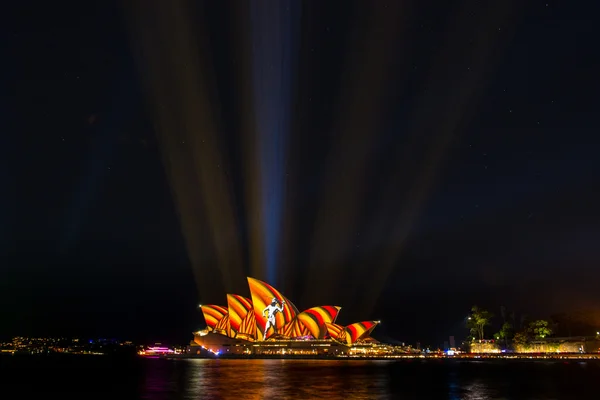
[2,355,598,399]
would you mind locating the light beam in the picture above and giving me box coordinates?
[249,0,300,286]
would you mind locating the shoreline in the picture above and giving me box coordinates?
[155,353,600,361]
[3,352,598,361]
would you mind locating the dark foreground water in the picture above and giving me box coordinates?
[1,356,599,399]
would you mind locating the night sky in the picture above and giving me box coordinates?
[4,0,600,345]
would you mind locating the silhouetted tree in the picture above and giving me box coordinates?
[494,322,514,346]
[510,311,516,329]
[519,314,528,331]
[551,313,573,336]
[467,306,493,341]
[550,312,598,336]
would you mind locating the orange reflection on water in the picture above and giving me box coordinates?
[143,359,391,400]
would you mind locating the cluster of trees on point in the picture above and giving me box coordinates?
[466,305,555,347]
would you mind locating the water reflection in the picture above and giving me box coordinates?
[136,358,600,400]
[140,358,183,399]
[182,359,390,400]
[461,380,491,400]
[2,355,599,399]
[140,359,390,399]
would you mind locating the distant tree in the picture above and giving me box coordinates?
[498,306,507,345]
[510,311,516,329]
[467,306,493,341]
[551,312,597,337]
[550,313,573,336]
[513,331,529,347]
[528,320,553,339]
[520,314,528,331]
[494,322,514,345]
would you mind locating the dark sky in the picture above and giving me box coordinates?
[4,0,600,346]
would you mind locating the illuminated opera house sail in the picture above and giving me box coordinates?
[192,277,380,356]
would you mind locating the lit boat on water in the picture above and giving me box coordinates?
[138,346,177,357]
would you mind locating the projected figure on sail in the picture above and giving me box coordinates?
[263,298,286,334]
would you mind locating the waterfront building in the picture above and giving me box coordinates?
[189,277,381,357]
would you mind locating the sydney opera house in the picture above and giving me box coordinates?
[189,277,382,357]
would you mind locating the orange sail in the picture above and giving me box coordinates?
[247,277,299,340]
[200,305,228,332]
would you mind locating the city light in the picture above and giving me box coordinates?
[1,337,135,355]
